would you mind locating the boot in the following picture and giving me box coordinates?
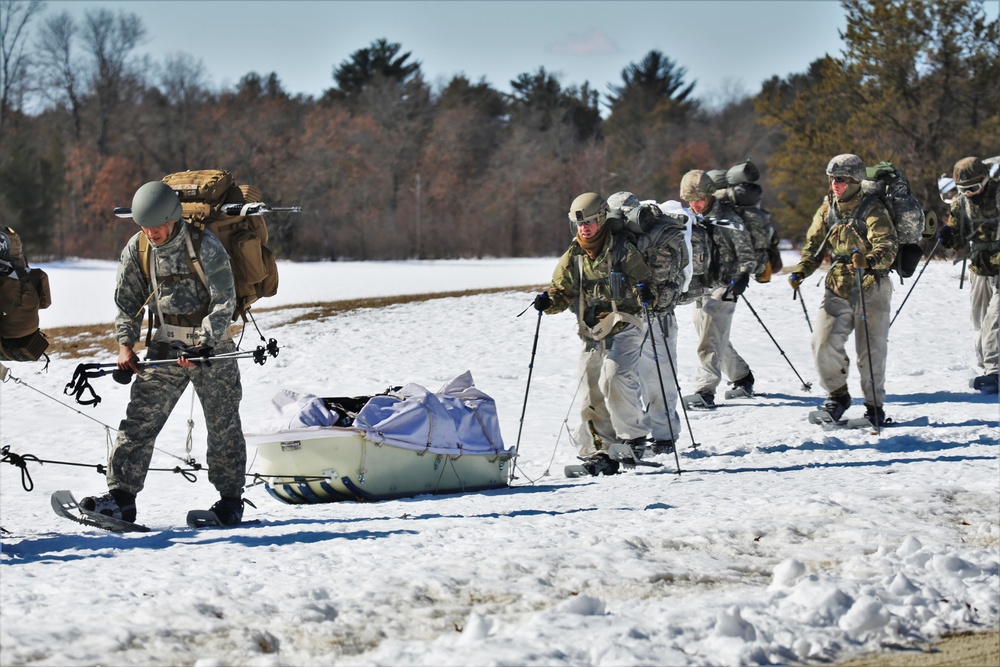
[581,453,620,477]
[624,436,647,460]
[972,373,999,394]
[818,393,851,422]
[207,496,250,526]
[80,489,137,523]
[650,439,675,455]
[729,371,755,397]
[863,404,892,427]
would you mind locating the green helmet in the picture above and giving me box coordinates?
[679,170,715,202]
[826,154,866,183]
[131,181,182,228]
[568,192,607,227]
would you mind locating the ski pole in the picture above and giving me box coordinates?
[658,311,700,451]
[854,251,881,436]
[889,238,941,327]
[641,301,682,474]
[793,287,812,333]
[512,304,543,466]
[738,294,813,392]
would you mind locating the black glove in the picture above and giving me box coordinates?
[637,282,655,306]
[938,225,955,250]
[533,292,551,312]
[789,272,805,291]
[729,272,750,297]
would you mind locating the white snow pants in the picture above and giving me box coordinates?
[813,278,892,405]
[968,272,1000,376]
[572,323,650,457]
[692,286,751,394]
[636,311,682,442]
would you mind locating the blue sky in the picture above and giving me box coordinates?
[37,1,965,106]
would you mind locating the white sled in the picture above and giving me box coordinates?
[246,372,513,504]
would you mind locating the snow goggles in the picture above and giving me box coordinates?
[829,176,853,184]
[956,179,986,196]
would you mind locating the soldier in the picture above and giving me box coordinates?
[939,157,999,394]
[789,154,898,425]
[534,192,653,476]
[680,170,757,408]
[81,181,251,525]
[606,191,688,456]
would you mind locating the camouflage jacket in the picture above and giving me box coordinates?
[546,233,652,338]
[704,199,756,287]
[115,221,237,347]
[794,189,898,300]
[947,179,1000,277]
[636,217,689,314]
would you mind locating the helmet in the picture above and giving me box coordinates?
[568,192,607,227]
[953,157,988,196]
[606,191,640,212]
[679,170,715,202]
[825,154,866,183]
[131,181,182,228]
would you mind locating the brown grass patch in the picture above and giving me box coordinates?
[42,285,544,360]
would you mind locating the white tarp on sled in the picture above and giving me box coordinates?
[247,371,512,503]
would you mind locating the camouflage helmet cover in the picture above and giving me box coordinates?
[826,154,866,183]
[131,181,183,228]
[606,191,640,212]
[568,192,608,227]
[679,170,716,202]
[952,157,988,187]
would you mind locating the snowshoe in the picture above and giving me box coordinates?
[724,372,755,399]
[80,490,137,523]
[971,374,999,394]
[808,393,851,424]
[683,392,716,409]
[581,453,621,477]
[52,490,148,533]
[862,404,893,428]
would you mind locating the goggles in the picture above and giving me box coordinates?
[956,179,986,196]
[575,217,600,227]
[829,176,853,184]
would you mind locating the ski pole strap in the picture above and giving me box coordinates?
[64,363,115,406]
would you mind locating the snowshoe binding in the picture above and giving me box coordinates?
[724,371,755,399]
[683,391,716,410]
[186,496,256,528]
[808,393,852,427]
[564,453,621,478]
[861,404,892,428]
[52,490,148,533]
[650,439,675,456]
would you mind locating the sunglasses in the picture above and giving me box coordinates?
[829,176,852,184]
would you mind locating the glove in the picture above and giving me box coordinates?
[938,225,955,250]
[179,344,214,366]
[637,283,655,306]
[789,272,805,291]
[729,272,750,297]
[851,250,869,269]
[533,292,551,312]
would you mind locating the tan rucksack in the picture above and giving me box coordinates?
[0,226,51,362]
[139,169,278,321]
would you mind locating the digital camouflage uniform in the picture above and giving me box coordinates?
[634,208,689,443]
[110,221,246,498]
[947,178,1000,378]
[692,198,757,396]
[545,233,652,457]
[794,189,898,406]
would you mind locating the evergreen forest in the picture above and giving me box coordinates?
[1,0,997,262]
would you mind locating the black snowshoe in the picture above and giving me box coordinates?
[186,496,256,528]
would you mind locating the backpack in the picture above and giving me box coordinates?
[858,161,928,278]
[139,169,279,321]
[723,160,779,280]
[0,226,51,362]
[642,200,710,303]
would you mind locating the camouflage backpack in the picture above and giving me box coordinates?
[857,161,929,278]
[0,226,51,362]
[138,169,279,321]
[722,160,781,281]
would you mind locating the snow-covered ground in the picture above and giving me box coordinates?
[1,255,998,666]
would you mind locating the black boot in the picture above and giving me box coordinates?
[208,496,253,526]
[819,393,851,422]
[863,404,892,427]
[730,371,755,396]
[81,489,137,522]
[582,453,620,477]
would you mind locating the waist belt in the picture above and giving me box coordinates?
[152,323,230,345]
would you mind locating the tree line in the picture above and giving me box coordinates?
[1,0,997,262]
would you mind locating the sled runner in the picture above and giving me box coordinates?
[248,372,513,504]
